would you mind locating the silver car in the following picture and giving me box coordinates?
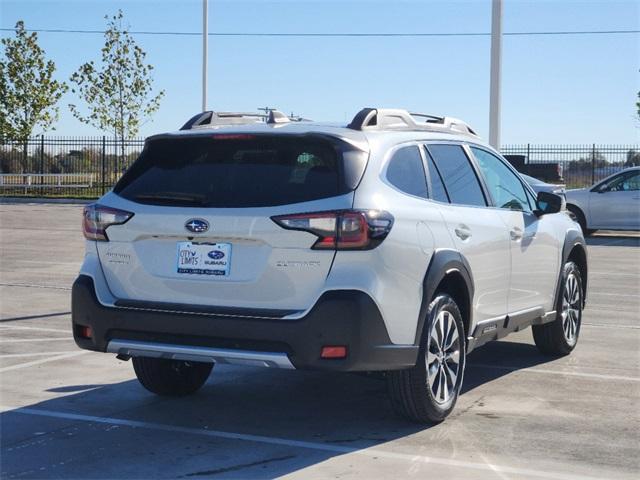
[565,167,640,234]
[72,107,587,423]
[520,173,566,197]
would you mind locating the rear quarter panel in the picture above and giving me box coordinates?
[329,139,454,345]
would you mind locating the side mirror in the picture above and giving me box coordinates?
[536,191,563,215]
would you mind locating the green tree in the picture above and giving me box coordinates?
[69,10,164,162]
[0,21,67,142]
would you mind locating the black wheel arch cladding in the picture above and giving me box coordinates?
[415,249,474,345]
[560,229,588,304]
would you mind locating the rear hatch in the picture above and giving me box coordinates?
[96,132,368,314]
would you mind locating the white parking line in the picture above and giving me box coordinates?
[584,306,640,314]
[0,351,81,358]
[0,283,71,290]
[469,364,639,382]
[590,271,639,277]
[0,325,69,334]
[0,351,86,373]
[0,406,610,480]
[8,259,79,266]
[0,337,73,343]
[583,322,640,329]
[587,292,640,297]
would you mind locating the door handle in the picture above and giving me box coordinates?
[510,227,523,241]
[454,225,472,240]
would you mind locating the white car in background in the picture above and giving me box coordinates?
[565,167,640,234]
[520,173,566,197]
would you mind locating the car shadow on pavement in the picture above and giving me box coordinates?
[464,339,558,393]
[1,366,421,478]
[1,339,559,479]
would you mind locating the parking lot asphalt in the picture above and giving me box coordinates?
[0,202,638,480]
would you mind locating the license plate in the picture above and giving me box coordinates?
[176,242,231,276]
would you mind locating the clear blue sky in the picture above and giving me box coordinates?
[1,0,639,144]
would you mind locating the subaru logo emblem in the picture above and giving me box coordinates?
[207,250,225,260]
[185,218,209,233]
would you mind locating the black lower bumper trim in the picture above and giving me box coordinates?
[71,275,418,372]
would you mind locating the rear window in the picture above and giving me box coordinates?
[114,135,360,207]
[386,146,428,198]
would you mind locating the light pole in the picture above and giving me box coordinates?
[202,0,208,111]
[489,0,502,149]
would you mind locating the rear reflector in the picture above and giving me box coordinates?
[77,326,92,339]
[321,346,347,359]
[272,209,393,250]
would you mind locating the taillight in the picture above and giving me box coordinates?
[83,204,133,241]
[272,210,393,250]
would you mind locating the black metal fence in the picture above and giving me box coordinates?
[502,144,640,189]
[0,136,145,198]
[1,137,638,198]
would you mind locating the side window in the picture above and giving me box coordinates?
[427,144,486,207]
[386,146,428,198]
[423,148,449,202]
[602,171,640,192]
[471,147,531,212]
[625,172,640,191]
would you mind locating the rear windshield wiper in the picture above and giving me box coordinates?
[133,192,209,206]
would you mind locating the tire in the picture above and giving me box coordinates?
[566,205,595,236]
[388,294,466,423]
[132,357,213,396]
[532,261,583,356]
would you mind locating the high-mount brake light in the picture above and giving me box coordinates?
[211,134,256,140]
[83,204,134,241]
[271,210,394,250]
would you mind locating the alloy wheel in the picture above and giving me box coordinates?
[426,310,461,405]
[562,273,581,345]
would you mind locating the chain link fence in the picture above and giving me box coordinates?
[1,137,638,198]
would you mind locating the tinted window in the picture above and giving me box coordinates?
[424,148,449,202]
[115,135,352,207]
[386,146,428,198]
[427,144,486,207]
[601,171,640,192]
[471,147,531,212]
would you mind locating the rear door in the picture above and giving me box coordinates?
[97,133,367,312]
[589,170,640,229]
[425,143,511,323]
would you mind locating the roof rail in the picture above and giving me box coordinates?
[347,108,477,137]
[180,111,264,130]
[180,109,308,130]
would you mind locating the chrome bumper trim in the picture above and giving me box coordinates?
[106,339,295,369]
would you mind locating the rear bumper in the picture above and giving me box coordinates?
[71,275,418,371]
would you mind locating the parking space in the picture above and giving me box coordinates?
[1,203,639,479]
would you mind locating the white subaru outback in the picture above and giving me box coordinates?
[72,108,588,423]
